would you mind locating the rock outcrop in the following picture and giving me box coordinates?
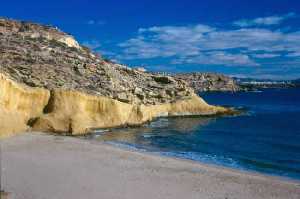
[173,73,241,92]
[32,90,226,135]
[0,18,231,138]
[0,74,49,138]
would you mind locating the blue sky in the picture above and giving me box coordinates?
[2,0,300,79]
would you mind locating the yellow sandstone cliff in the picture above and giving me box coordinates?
[0,74,50,138]
[0,73,228,138]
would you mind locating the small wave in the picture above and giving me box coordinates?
[92,129,110,135]
[100,141,300,179]
[148,118,170,128]
[105,141,241,169]
[159,151,241,169]
[142,134,153,138]
[105,141,148,152]
[249,90,263,93]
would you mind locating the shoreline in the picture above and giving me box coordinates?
[1,132,300,199]
[93,138,300,184]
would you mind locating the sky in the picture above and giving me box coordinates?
[1,0,300,79]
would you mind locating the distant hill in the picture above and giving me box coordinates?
[234,77,296,89]
[172,73,241,92]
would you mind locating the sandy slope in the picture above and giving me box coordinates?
[1,133,299,199]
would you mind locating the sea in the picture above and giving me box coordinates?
[87,88,300,180]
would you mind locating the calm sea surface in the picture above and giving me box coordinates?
[88,88,300,180]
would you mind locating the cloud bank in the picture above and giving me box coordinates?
[233,13,295,27]
[117,14,300,68]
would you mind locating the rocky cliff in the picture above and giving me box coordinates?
[173,73,241,92]
[0,18,231,138]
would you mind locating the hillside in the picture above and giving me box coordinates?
[0,18,230,138]
[173,73,241,92]
[0,18,194,105]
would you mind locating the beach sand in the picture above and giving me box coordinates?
[1,133,299,199]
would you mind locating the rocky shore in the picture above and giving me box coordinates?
[0,18,231,138]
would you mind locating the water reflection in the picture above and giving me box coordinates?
[160,116,215,132]
[87,116,216,144]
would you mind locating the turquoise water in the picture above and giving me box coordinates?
[88,88,300,180]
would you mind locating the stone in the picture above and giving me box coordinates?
[116,92,130,103]
[134,87,143,94]
[152,76,174,84]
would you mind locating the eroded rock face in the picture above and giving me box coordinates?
[0,74,49,138]
[0,18,231,137]
[32,90,227,135]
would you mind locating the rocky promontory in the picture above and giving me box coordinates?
[173,73,241,92]
[0,18,231,138]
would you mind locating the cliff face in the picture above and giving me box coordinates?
[0,18,230,138]
[32,90,226,135]
[174,73,241,92]
[0,74,49,138]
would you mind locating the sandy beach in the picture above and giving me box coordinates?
[1,133,299,199]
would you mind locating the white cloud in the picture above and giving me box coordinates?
[197,28,284,51]
[117,21,300,67]
[87,20,95,25]
[87,20,106,26]
[252,53,281,58]
[233,13,295,27]
[119,25,214,59]
[173,51,259,66]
